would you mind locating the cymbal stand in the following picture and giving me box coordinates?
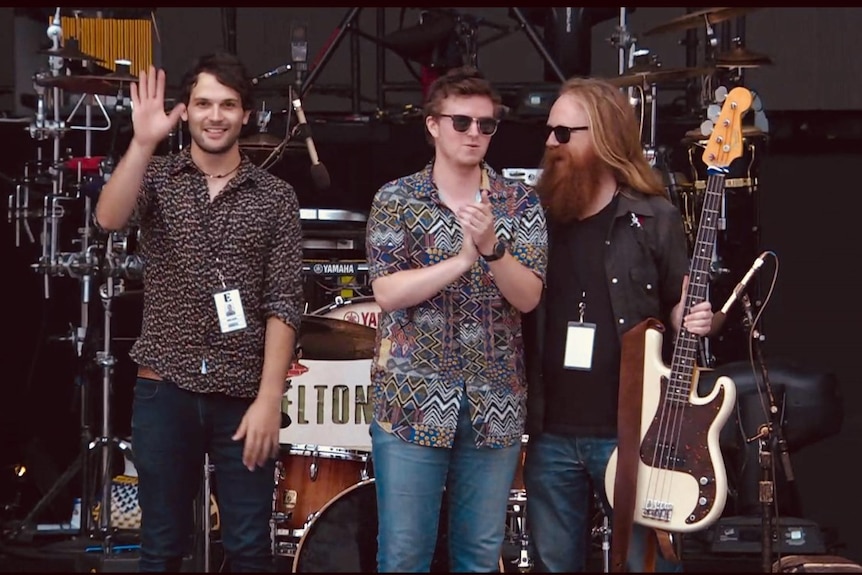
[611,8,635,77]
[610,10,659,154]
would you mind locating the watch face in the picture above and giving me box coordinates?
[495,240,507,257]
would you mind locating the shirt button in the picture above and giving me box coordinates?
[646,283,653,290]
[605,240,611,245]
[611,278,618,284]
[618,318,625,324]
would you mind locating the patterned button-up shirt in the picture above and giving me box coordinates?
[366,160,548,449]
[127,149,304,398]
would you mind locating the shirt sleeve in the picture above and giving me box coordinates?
[261,181,304,333]
[509,185,549,283]
[657,203,691,314]
[366,183,410,281]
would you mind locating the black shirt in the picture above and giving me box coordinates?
[543,195,621,436]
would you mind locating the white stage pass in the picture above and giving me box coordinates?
[564,321,596,371]
[214,289,247,333]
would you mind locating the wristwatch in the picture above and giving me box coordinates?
[481,239,507,262]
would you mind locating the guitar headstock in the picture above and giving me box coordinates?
[701,87,753,169]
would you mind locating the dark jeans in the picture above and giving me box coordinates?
[523,433,683,573]
[131,377,276,572]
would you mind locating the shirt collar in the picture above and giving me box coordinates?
[418,157,495,200]
[168,147,261,186]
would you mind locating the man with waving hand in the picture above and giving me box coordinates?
[96,53,303,572]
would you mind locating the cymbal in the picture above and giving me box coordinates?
[715,45,773,68]
[239,132,283,149]
[644,8,760,37]
[34,72,138,96]
[298,315,376,361]
[38,44,105,63]
[605,66,714,88]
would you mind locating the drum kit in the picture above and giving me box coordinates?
[2,11,381,566]
[3,6,775,573]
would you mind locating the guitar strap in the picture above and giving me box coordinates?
[611,318,656,572]
[612,319,683,572]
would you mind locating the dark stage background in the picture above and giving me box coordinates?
[1,6,861,570]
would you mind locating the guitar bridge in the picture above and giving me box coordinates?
[642,499,673,522]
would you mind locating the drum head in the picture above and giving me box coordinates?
[292,479,453,572]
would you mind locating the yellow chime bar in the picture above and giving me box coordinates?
[58,16,153,74]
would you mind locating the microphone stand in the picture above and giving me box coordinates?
[740,293,793,573]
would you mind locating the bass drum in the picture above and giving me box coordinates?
[292,479,503,573]
[312,295,380,330]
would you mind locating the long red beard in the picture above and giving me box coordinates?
[535,146,607,224]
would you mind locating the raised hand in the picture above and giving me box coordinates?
[457,190,497,255]
[129,66,186,150]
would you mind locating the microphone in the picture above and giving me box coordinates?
[291,95,331,190]
[720,252,767,314]
[251,63,293,85]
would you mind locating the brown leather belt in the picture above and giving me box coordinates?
[137,365,163,381]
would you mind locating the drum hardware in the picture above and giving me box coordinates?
[4,231,135,547]
[605,64,714,150]
[201,454,215,572]
[37,38,105,63]
[239,98,292,170]
[7,160,56,247]
[608,8,637,77]
[604,65,715,89]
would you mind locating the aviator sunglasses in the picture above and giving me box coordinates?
[545,125,589,144]
[438,114,500,136]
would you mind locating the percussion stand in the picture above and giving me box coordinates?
[55,88,113,538]
[32,9,68,301]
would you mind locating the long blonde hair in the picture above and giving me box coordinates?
[558,77,664,196]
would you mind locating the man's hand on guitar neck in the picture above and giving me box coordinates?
[672,274,715,337]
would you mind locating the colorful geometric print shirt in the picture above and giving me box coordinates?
[366,160,548,449]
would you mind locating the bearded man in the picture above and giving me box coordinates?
[521,77,715,572]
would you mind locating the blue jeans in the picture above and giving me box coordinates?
[131,378,276,572]
[523,433,683,573]
[370,393,521,572]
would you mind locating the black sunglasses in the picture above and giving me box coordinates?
[438,114,499,136]
[545,125,589,144]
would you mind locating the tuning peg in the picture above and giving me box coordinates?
[706,104,721,122]
[714,86,728,103]
[699,120,714,137]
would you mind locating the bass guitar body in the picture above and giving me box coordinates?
[605,322,736,533]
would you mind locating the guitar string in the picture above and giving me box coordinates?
[643,170,723,522]
[662,172,722,517]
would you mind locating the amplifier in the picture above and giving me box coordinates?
[710,516,826,555]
